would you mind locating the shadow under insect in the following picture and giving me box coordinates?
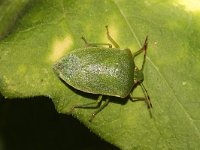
[61,78,152,122]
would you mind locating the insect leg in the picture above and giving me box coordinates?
[89,98,109,122]
[81,36,112,48]
[130,96,146,101]
[133,36,148,71]
[105,25,120,48]
[140,83,152,108]
[130,83,152,109]
[71,95,103,111]
[130,83,152,117]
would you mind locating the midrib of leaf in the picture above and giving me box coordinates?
[112,1,169,148]
[113,0,200,142]
[157,70,200,139]
[113,1,142,47]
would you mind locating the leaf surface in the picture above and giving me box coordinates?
[0,0,200,149]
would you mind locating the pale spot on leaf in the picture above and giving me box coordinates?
[49,36,73,62]
[176,0,200,12]
[182,81,187,86]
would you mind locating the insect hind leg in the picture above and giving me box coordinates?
[71,95,109,122]
[89,98,109,122]
[81,36,112,48]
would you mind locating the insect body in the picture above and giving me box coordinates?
[53,26,152,122]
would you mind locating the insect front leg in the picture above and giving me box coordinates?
[133,36,148,71]
[129,84,152,117]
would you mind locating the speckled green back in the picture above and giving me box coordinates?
[53,47,135,98]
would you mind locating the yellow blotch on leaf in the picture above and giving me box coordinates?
[49,36,73,62]
[177,0,200,11]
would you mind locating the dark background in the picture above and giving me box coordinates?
[0,95,119,150]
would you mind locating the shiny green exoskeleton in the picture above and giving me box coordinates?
[53,26,152,122]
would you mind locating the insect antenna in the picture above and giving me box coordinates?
[140,83,152,108]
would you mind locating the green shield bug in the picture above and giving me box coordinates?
[53,26,152,122]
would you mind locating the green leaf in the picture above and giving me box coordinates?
[1,0,200,149]
[0,0,30,39]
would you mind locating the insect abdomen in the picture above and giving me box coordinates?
[53,47,135,98]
